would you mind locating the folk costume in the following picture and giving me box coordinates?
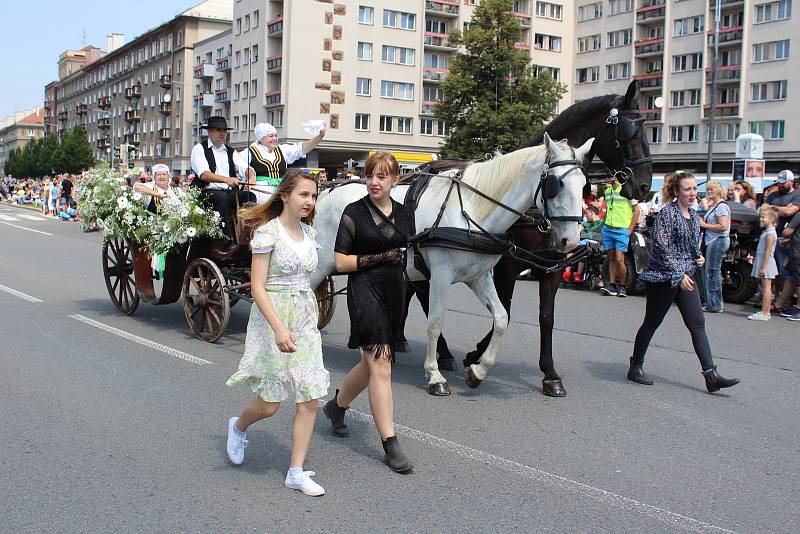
[141,164,179,214]
[241,123,306,204]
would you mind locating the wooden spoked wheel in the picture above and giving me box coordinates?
[182,258,230,342]
[315,275,337,330]
[102,237,140,316]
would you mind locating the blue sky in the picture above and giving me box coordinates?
[1,0,200,119]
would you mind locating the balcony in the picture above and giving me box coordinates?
[708,27,743,47]
[421,100,439,115]
[267,54,283,72]
[635,38,664,57]
[633,71,663,90]
[267,16,284,37]
[193,93,214,108]
[159,101,172,115]
[97,136,110,149]
[160,74,172,89]
[124,109,141,122]
[636,5,665,23]
[98,117,112,129]
[703,102,739,118]
[515,13,531,27]
[425,0,460,18]
[424,32,456,51]
[265,90,282,107]
[193,63,215,79]
[215,88,231,103]
[44,100,52,110]
[638,0,665,8]
[125,133,141,146]
[158,128,171,141]
[76,103,88,115]
[710,0,744,10]
[216,54,232,72]
[58,111,68,121]
[98,95,111,109]
[705,64,740,84]
[423,67,449,83]
[124,85,142,99]
[640,108,662,122]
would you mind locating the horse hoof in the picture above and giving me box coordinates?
[464,367,482,389]
[542,379,567,397]
[437,356,458,371]
[462,351,481,369]
[427,382,451,396]
[396,341,410,353]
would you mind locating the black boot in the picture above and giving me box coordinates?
[627,357,654,385]
[322,389,350,437]
[382,436,413,473]
[703,366,740,393]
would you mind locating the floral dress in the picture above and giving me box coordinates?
[226,218,330,403]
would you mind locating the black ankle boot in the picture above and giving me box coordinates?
[382,436,413,473]
[703,366,740,393]
[323,389,350,437]
[627,357,654,385]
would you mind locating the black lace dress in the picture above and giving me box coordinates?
[334,196,415,361]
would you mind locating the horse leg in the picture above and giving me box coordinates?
[539,270,566,397]
[464,272,509,388]
[464,257,521,368]
[397,283,415,353]
[413,281,457,370]
[424,276,451,396]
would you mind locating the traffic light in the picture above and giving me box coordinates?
[113,146,120,160]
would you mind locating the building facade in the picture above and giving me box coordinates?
[46,0,232,175]
[0,109,45,176]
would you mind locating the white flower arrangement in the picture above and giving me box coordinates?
[76,168,153,244]
[144,187,224,255]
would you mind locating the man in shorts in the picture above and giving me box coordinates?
[601,178,640,297]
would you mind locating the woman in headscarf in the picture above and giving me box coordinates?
[239,123,326,204]
[133,163,181,213]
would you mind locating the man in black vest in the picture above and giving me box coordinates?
[190,116,255,252]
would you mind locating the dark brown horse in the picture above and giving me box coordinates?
[409,80,653,396]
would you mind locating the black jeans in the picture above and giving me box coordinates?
[203,188,255,240]
[632,281,715,371]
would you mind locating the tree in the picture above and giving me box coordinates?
[59,125,95,173]
[435,0,566,159]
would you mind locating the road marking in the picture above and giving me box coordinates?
[17,214,47,221]
[345,408,735,534]
[69,314,213,366]
[0,221,53,235]
[0,284,43,303]
[0,214,18,221]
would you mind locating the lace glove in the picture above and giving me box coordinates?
[357,248,405,270]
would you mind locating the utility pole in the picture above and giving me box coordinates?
[706,0,721,181]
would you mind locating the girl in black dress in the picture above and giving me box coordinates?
[323,152,415,473]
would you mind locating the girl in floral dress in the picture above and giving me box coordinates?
[225,169,330,496]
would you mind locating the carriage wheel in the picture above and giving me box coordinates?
[102,237,140,316]
[315,276,337,330]
[182,258,230,342]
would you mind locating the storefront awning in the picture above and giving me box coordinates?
[368,151,435,164]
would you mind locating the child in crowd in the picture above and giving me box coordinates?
[225,169,330,497]
[563,205,603,283]
[749,208,779,321]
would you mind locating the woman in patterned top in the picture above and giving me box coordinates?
[627,171,740,394]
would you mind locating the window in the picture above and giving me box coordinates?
[426,19,448,34]
[423,87,443,101]
[577,34,602,53]
[534,33,562,52]
[755,0,792,23]
[379,115,393,133]
[607,29,632,48]
[383,9,415,30]
[382,45,415,65]
[606,62,631,80]
[437,120,450,136]
[719,87,738,104]
[751,80,788,101]
[674,16,704,36]
[670,89,701,107]
[534,65,560,81]
[355,113,370,131]
[358,42,373,61]
[396,117,412,134]
[380,81,414,100]
[751,120,786,139]
[251,80,257,97]
[242,81,248,98]
[235,51,241,67]
[608,0,634,15]
[577,2,602,21]
[421,118,434,136]
[252,45,258,62]
[776,40,790,59]
[673,53,703,71]
[356,77,372,96]
[753,40,791,62]
[236,18,241,34]
[576,66,600,84]
[234,83,240,99]
[646,126,662,144]
[424,53,448,69]
[713,122,740,141]
[253,10,259,27]
[536,1,563,20]
[359,6,374,24]
[244,47,250,65]
[669,125,699,143]
[245,15,250,32]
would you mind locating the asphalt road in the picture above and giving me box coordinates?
[1,202,798,533]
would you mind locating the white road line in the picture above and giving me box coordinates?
[69,314,213,366]
[346,408,736,534]
[0,284,43,303]
[0,221,53,235]
[0,214,19,221]
[17,214,46,221]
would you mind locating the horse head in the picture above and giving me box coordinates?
[540,133,594,253]
[588,80,653,201]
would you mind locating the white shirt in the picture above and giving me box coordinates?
[238,141,306,169]
[190,140,248,191]
[141,182,181,202]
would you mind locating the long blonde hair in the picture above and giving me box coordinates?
[238,169,319,232]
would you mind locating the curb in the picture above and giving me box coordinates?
[3,201,44,213]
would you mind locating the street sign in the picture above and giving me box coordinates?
[735,133,764,159]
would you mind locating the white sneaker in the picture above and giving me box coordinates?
[747,311,770,321]
[285,470,325,496]
[226,417,247,465]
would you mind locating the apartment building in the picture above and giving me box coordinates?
[571,0,798,173]
[46,0,231,175]
[0,109,45,176]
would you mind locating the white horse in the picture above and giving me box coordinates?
[312,134,592,395]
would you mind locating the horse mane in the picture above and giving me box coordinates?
[524,94,619,147]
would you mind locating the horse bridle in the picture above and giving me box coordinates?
[601,105,652,185]
[532,152,584,233]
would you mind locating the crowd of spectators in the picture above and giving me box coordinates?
[1,174,79,221]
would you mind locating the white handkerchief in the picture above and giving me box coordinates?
[302,120,326,136]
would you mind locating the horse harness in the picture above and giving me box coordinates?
[601,104,652,185]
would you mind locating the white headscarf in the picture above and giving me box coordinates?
[152,164,170,175]
[254,123,278,145]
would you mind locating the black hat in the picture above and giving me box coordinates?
[201,116,233,130]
